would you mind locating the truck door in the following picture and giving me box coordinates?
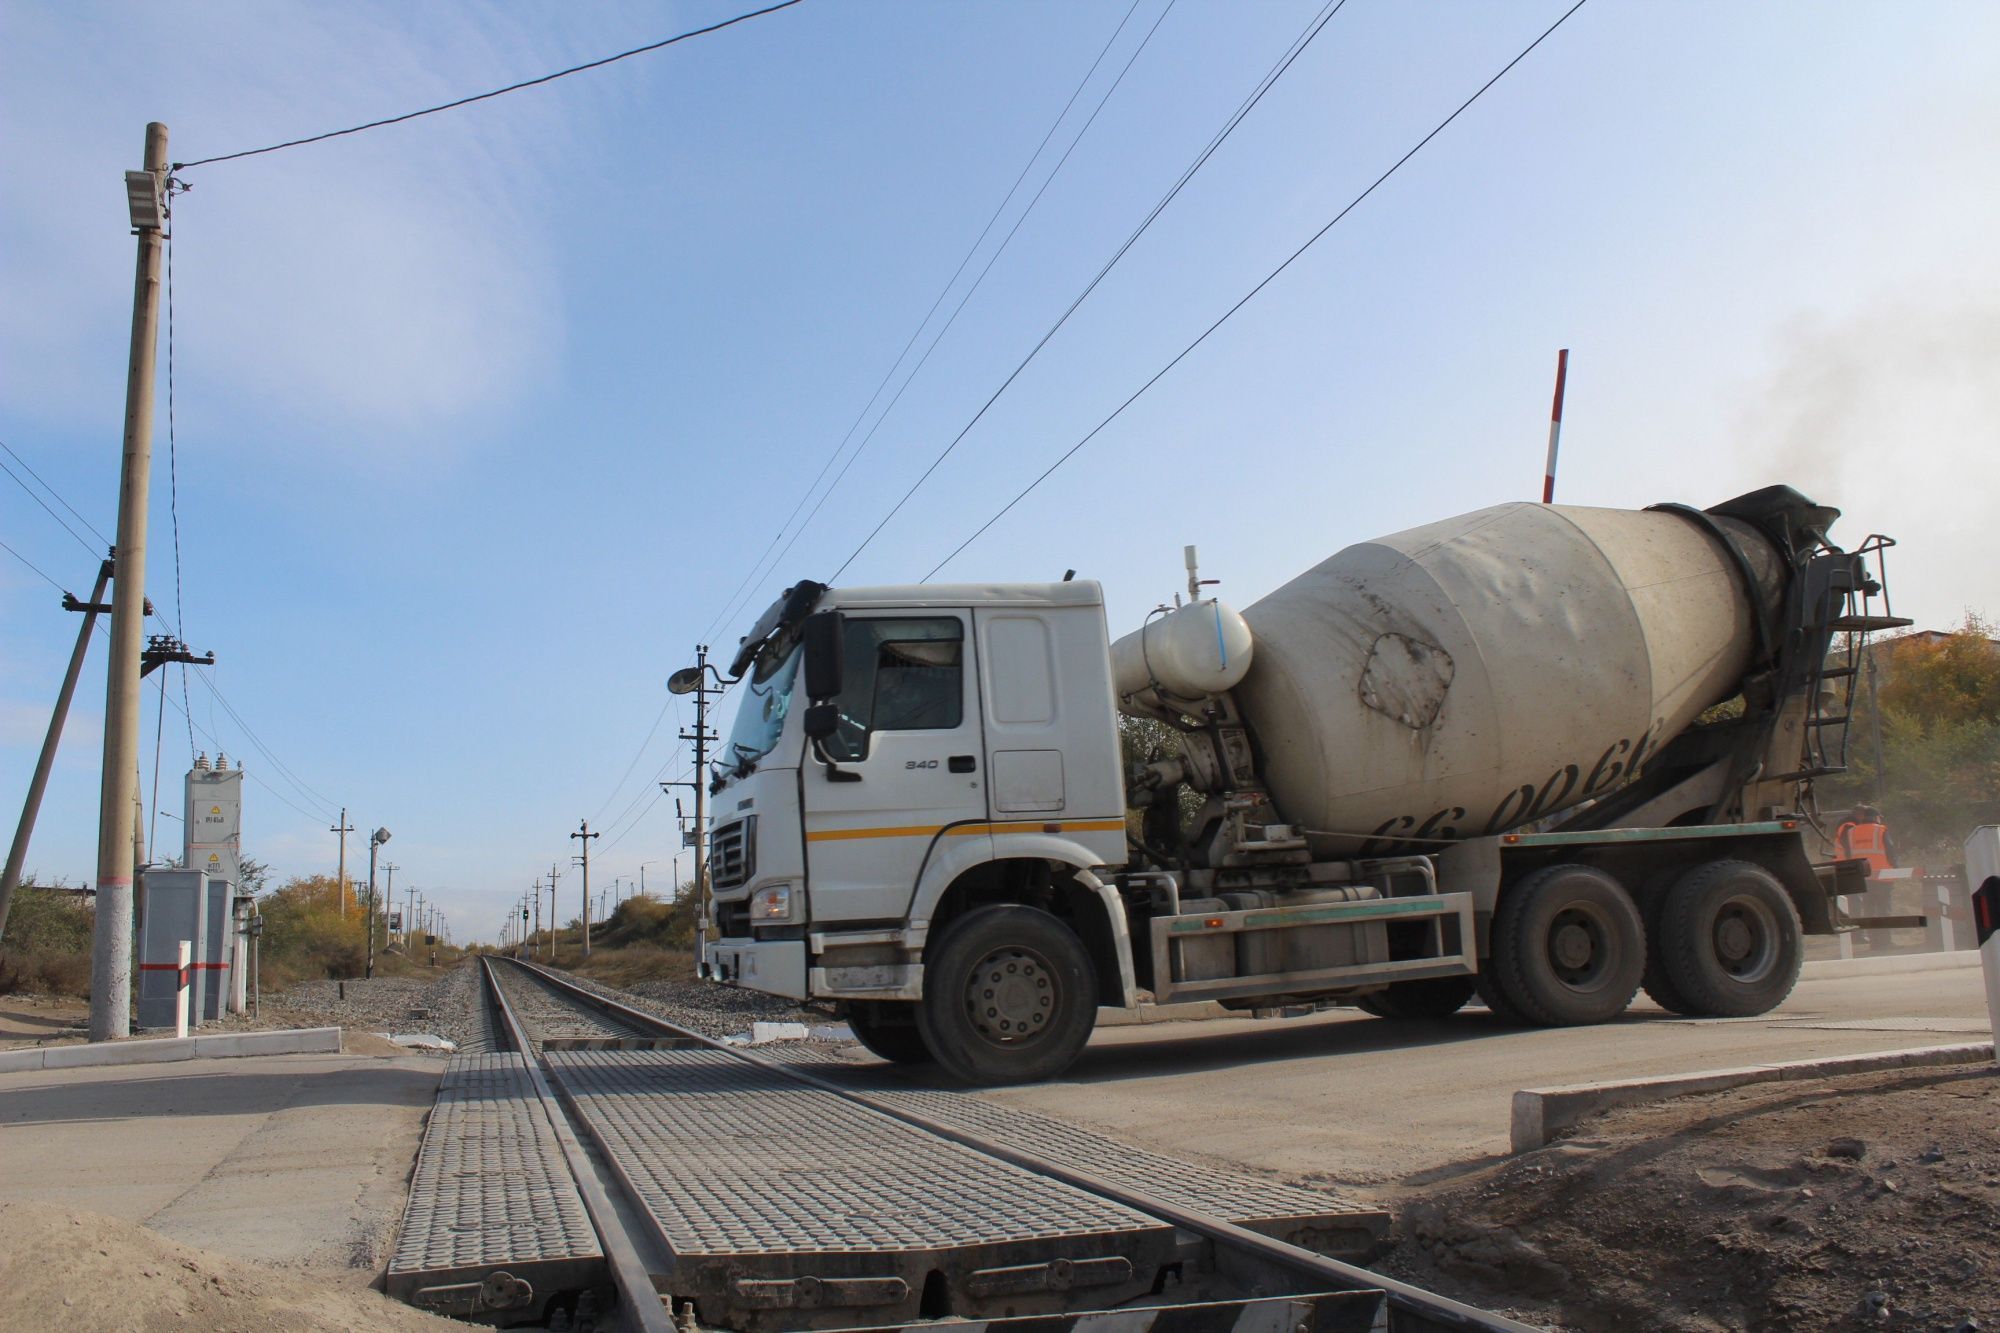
[801,612,989,924]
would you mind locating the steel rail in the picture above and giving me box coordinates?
[478,957,676,1333]
[496,956,1544,1333]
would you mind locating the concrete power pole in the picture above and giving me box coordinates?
[1,563,112,941]
[571,820,599,959]
[382,862,398,949]
[331,808,353,916]
[667,644,721,977]
[548,863,559,960]
[90,123,170,1043]
[531,879,542,957]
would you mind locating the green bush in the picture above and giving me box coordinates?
[0,883,95,997]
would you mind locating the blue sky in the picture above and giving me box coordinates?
[4,0,1996,943]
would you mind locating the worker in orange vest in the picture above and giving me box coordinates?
[1835,805,1896,876]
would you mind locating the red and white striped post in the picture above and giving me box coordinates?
[1541,348,1568,503]
[1963,826,2000,1058]
[174,939,192,1040]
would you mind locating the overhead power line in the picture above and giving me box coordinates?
[696,0,1162,645]
[0,456,103,561]
[189,668,341,818]
[829,0,1353,583]
[0,537,72,596]
[0,438,110,548]
[172,0,807,171]
[158,687,329,825]
[924,0,1593,580]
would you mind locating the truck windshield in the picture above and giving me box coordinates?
[723,642,802,773]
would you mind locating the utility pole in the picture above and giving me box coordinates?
[364,827,390,979]
[2,564,111,941]
[548,863,560,960]
[90,123,169,1042]
[571,820,599,959]
[331,808,353,916]
[382,862,398,947]
[667,643,722,977]
[404,881,416,949]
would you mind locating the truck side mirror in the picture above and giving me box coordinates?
[803,611,844,700]
[802,702,840,740]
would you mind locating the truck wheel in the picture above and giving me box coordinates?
[846,1001,933,1065]
[916,905,1097,1086]
[1474,971,1531,1024]
[1490,864,1645,1026]
[1659,860,1802,1017]
[1639,881,1700,1016]
[1355,976,1476,1020]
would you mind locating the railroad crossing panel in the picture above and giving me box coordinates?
[387,1052,605,1323]
[544,1048,1180,1331]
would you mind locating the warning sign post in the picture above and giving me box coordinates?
[1964,826,2000,1059]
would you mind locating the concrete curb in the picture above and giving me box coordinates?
[1511,1041,1994,1153]
[1800,950,1982,979]
[0,1026,343,1074]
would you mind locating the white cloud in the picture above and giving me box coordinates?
[0,2,574,462]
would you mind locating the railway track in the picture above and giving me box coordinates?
[386,957,1540,1333]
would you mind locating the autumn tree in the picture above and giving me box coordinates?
[1823,613,2000,859]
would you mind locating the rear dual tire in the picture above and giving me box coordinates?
[1655,860,1802,1018]
[1486,864,1646,1026]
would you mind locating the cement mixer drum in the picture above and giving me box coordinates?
[1234,501,1786,853]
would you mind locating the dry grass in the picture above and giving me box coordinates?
[0,884,95,998]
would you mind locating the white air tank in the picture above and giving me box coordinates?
[1229,501,1785,853]
[1111,599,1254,701]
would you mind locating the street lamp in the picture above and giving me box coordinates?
[365,826,391,979]
[638,861,660,898]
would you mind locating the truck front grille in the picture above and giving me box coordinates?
[710,816,756,891]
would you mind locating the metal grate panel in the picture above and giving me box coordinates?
[545,1048,1166,1257]
[762,1045,1385,1255]
[388,1053,601,1283]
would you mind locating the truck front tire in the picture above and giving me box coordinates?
[846,1001,934,1065]
[1490,864,1645,1026]
[1659,860,1802,1017]
[916,904,1097,1086]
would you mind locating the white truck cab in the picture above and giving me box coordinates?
[706,580,1133,1077]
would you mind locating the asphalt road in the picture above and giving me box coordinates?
[974,957,1993,1193]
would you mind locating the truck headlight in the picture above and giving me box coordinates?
[750,884,795,922]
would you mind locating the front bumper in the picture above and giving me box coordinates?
[708,939,807,1000]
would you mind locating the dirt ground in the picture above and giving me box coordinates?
[0,1201,457,1333]
[1377,1064,2000,1331]
[0,992,89,1046]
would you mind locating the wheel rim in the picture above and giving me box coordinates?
[1545,903,1618,993]
[1710,892,1780,983]
[963,945,1058,1045]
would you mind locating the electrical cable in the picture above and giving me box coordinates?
[157,686,330,824]
[830,0,1352,583]
[0,439,110,548]
[697,0,1163,645]
[0,457,102,561]
[189,668,341,818]
[165,204,198,764]
[0,538,73,597]
[923,0,1592,580]
[590,698,674,825]
[172,0,807,171]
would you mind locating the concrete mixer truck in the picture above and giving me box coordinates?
[689,485,1906,1084]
